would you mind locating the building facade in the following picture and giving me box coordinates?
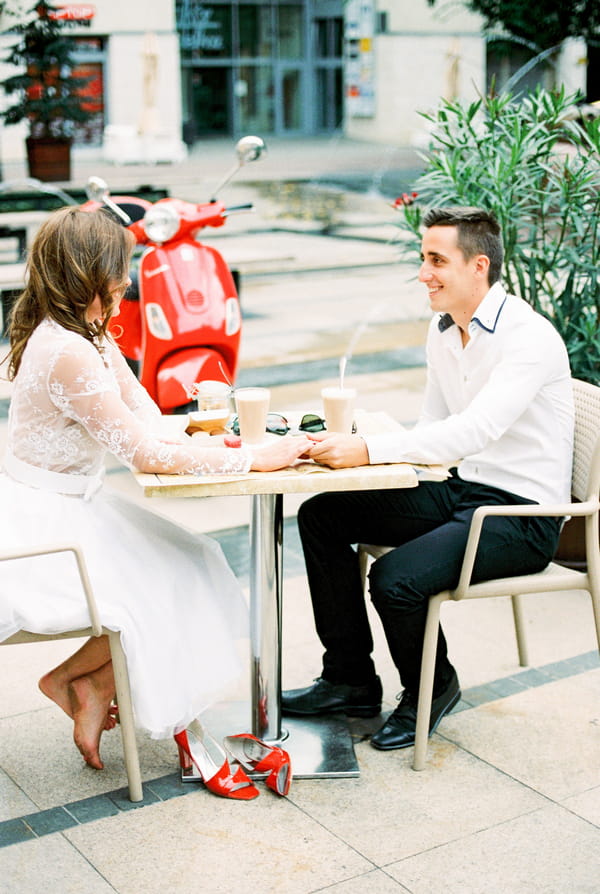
[0,0,591,166]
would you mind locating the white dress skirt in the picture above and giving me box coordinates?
[0,469,248,739]
[1,318,253,739]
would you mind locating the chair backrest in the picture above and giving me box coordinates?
[571,379,600,503]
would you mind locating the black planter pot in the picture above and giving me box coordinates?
[26,136,72,182]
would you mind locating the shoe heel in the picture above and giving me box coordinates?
[175,731,202,780]
[176,740,193,772]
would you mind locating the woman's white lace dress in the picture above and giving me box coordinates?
[0,318,253,738]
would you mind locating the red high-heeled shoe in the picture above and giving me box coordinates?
[223,733,292,796]
[174,721,259,801]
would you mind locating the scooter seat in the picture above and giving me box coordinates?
[115,202,147,223]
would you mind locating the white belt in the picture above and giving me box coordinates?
[2,451,104,501]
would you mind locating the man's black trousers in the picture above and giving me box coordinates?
[297,470,561,697]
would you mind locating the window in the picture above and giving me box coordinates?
[239,4,273,57]
[278,5,303,59]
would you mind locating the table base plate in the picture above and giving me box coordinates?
[180,702,360,781]
[273,714,360,779]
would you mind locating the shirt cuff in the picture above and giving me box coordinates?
[362,432,409,465]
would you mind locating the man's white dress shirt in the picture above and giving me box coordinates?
[363,283,574,505]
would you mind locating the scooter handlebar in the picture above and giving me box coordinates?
[222,203,254,216]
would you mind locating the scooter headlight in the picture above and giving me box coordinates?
[143,205,180,244]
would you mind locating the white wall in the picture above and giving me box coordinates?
[105,32,181,135]
[80,0,175,33]
[345,0,486,145]
[557,38,588,96]
[385,0,482,35]
[349,33,485,146]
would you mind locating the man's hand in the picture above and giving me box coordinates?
[304,432,369,468]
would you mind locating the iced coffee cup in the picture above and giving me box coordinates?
[235,387,271,445]
[321,386,357,434]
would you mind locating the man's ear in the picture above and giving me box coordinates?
[474,254,490,279]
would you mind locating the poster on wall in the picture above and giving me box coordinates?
[344,0,375,118]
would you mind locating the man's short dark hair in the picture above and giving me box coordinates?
[422,207,504,285]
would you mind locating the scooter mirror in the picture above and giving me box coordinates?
[85,176,132,226]
[235,135,266,165]
[85,176,110,203]
[210,135,266,199]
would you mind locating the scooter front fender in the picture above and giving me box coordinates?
[157,348,233,412]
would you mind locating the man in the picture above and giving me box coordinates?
[282,207,573,750]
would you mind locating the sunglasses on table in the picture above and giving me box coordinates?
[230,413,356,436]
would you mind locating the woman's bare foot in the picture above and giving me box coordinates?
[68,675,114,770]
[39,671,72,718]
[39,672,117,731]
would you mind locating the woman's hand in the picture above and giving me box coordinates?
[304,432,369,469]
[250,435,312,472]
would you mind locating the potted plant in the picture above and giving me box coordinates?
[393,86,600,565]
[0,0,93,181]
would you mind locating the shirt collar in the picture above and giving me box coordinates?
[470,282,507,333]
[437,282,507,334]
[437,312,454,332]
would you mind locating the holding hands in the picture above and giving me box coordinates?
[303,432,369,469]
[250,434,312,472]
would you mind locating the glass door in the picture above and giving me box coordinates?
[279,66,303,132]
[314,13,343,132]
[275,3,305,133]
[191,67,231,135]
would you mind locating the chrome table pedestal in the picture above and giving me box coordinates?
[246,493,359,778]
[183,493,359,781]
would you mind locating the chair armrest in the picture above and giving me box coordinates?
[453,499,596,600]
[0,544,102,636]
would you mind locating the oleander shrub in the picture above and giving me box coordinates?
[395,87,600,385]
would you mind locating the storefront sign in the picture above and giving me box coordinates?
[344,0,375,118]
[49,4,96,20]
[178,1,225,52]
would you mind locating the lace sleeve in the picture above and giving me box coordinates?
[105,337,163,427]
[48,340,252,475]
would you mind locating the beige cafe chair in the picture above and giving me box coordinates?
[359,378,600,771]
[0,543,143,801]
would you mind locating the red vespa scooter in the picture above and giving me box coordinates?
[83,136,266,413]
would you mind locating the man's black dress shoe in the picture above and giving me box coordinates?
[370,670,461,750]
[281,676,383,718]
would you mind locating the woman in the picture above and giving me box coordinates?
[0,207,308,797]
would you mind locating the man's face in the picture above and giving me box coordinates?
[419,225,481,319]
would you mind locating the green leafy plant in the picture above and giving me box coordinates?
[395,87,600,385]
[1,0,92,139]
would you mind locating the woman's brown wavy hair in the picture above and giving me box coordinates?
[5,206,135,379]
